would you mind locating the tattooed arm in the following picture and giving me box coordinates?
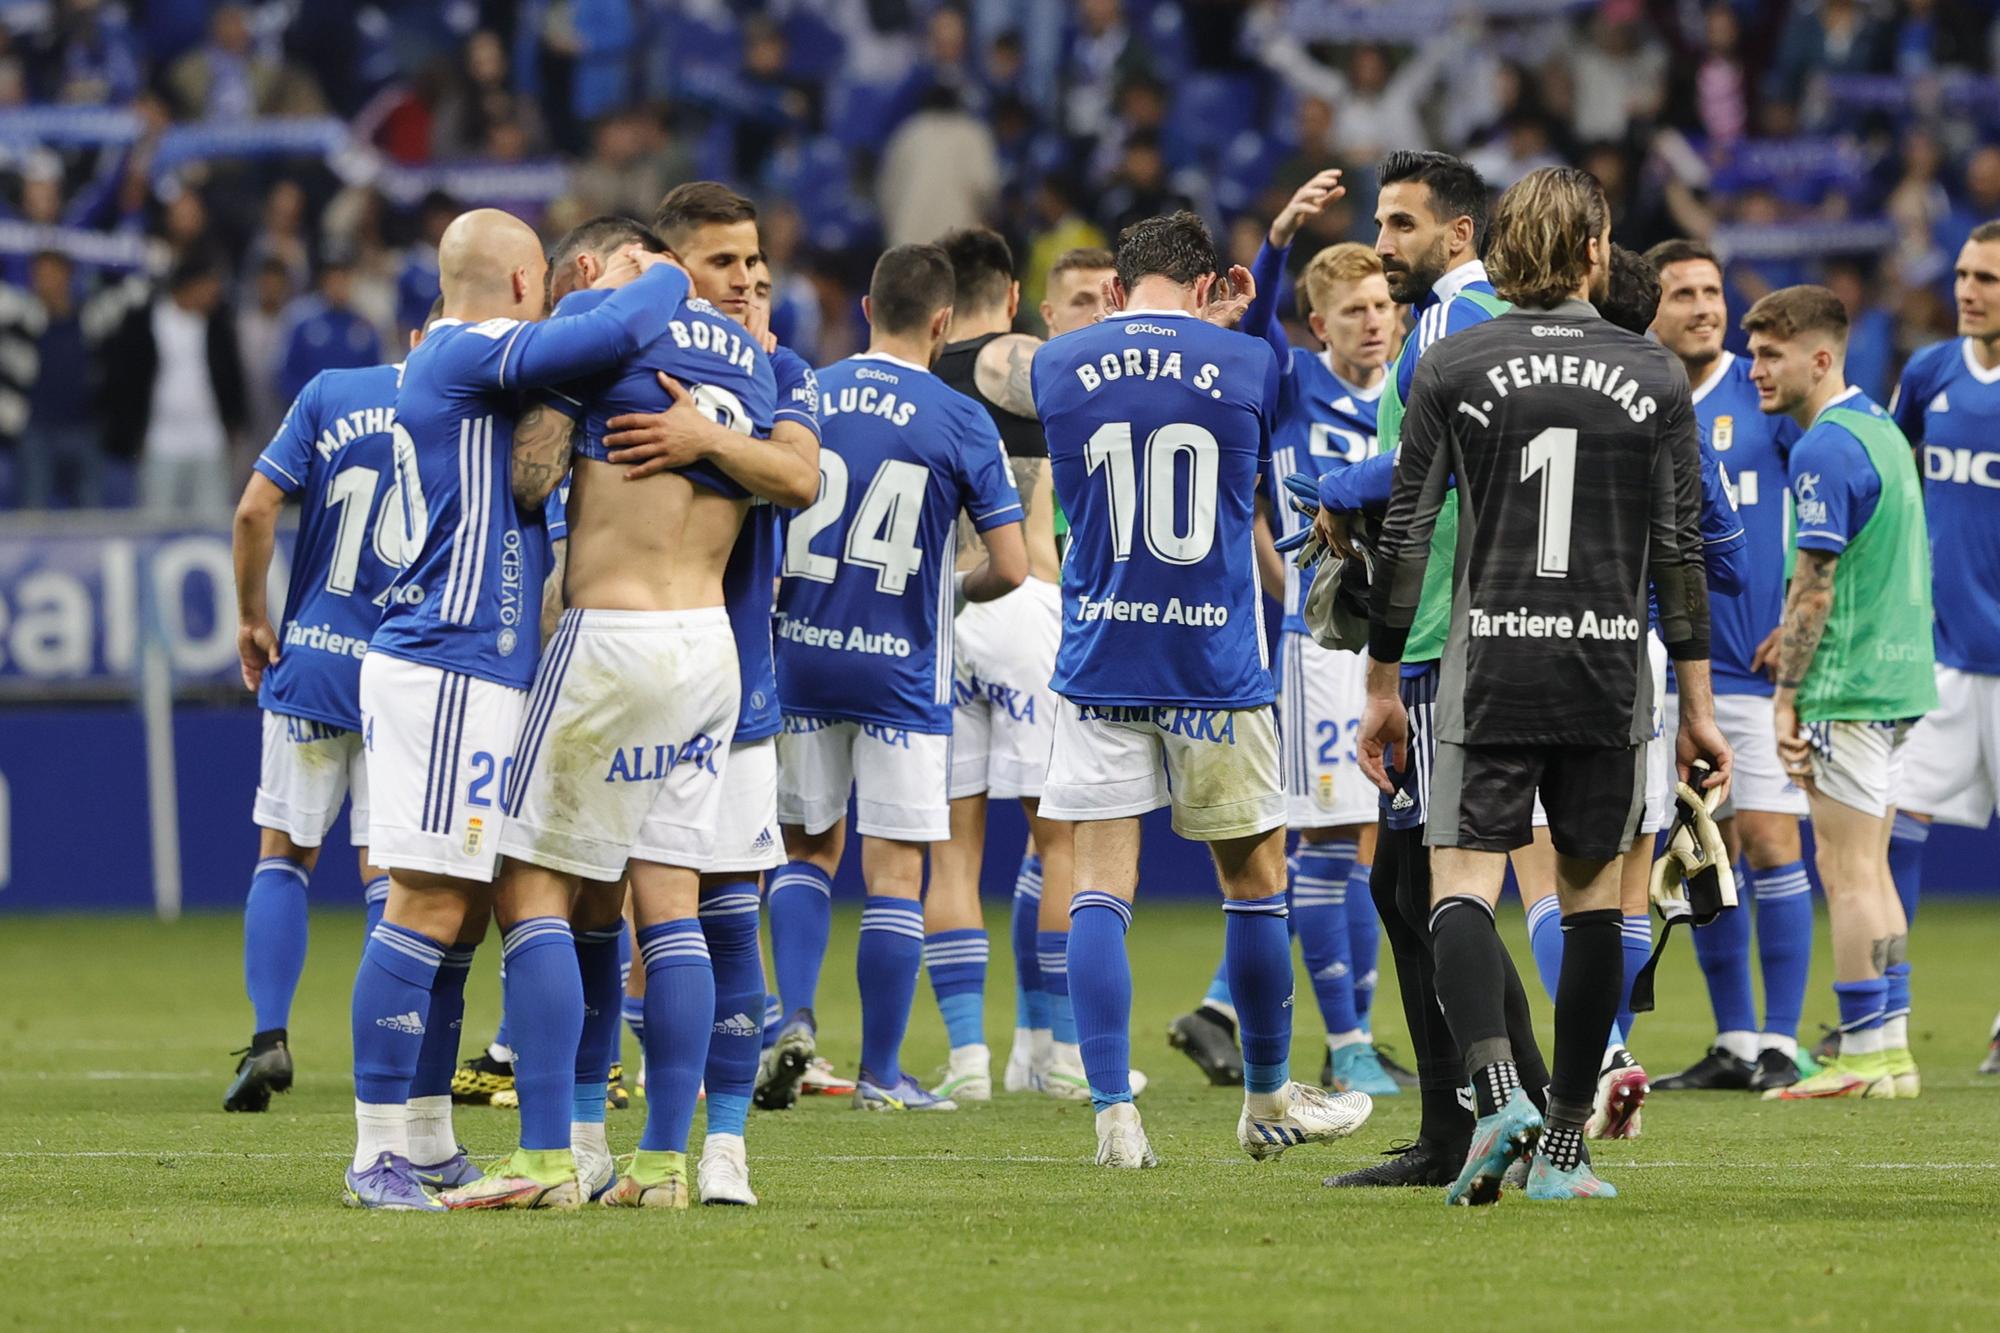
[1771,547,1838,788]
[973,333,1044,419]
[512,402,576,509]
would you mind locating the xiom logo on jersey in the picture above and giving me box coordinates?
[375,1011,425,1035]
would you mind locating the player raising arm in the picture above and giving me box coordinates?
[1747,286,1936,1102]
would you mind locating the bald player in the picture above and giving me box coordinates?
[344,209,686,1211]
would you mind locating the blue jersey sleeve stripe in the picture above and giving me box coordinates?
[774,406,822,436]
[1794,529,1848,548]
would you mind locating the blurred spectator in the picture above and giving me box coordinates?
[1271,96,1340,197]
[1251,14,1456,161]
[105,257,245,518]
[1827,258,1894,401]
[1691,4,1751,147]
[164,4,325,121]
[433,30,550,161]
[394,192,456,342]
[1096,130,1196,237]
[759,204,823,362]
[1770,0,1887,107]
[32,0,142,106]
[18,253,104,509]
[1568,1,1667,144]
[278,258,383,406]
[1062,0,1153,144]
[245,180,312,296]
[1023,175,1108,320]
[877,87,1000,247]
[237,257,295,448]
[569,110,692,220]
[1467,115,1565,190]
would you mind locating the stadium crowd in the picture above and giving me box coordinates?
[1,0,1999,511]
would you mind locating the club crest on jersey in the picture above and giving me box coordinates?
[463,817,485,857]
[1712,415,1733,451]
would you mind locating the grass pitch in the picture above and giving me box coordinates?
[1,900,1996,1331]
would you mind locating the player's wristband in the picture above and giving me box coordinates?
[1775,677,1803,690]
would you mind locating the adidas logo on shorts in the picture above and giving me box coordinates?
[1391,789,1415,811]
[375,1011,425,1035]
[713,1012,761,1037]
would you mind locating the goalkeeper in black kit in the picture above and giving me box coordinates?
[1352,167,1735,1203]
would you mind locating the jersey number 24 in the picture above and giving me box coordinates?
[784,453,929,595]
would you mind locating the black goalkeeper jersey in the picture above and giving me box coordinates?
[1368,300,1709,747]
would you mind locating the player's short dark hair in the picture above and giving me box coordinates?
[1598,245,1661,335]
[868,242,957,335]
[1377,150,1489,245]
[1114,210,1217,292]
[938,227,1015,312]
[1050,247,1115,283]
[1741,285,1849,345]
[1970,219,2000,245]
[652,181,757,250]
[549,215,664,271]
[1485,166,1608,310]
[1643,237,1721,279]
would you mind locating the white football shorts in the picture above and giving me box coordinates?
[359,652,527,882]
[255,711,370,848]
[1534,631,1672,835]
[949,576,1061,801]
[1802,717,1911,818]
[499,608,740,880]
[710,735,784,875]
[1713,692,1809,816]
[777,716,951,842]
[1277,631,1377,828]
[1898,665,2000,827]
[1040,701,1286,842]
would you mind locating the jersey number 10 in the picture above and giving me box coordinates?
[324,436,427,598]
[1084,421,1219,565]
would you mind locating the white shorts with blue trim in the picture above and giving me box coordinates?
[776,716,951,842]
[1277,632,1376,828]
[1803,717,1912,819]
[1040,701,1285,842]
[359,652,527,882]
[255,710,370,848]
[949,576,1061,801]
[1898,665,2000,826]
[1713,692,1809,817]
[498,608,740,880]
[709,736,784,875]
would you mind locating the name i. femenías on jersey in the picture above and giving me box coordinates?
[1454,345,1662,427]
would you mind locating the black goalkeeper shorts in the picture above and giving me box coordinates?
[1425,741,1646,862]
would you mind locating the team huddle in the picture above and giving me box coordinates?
[222,149,2000,1210]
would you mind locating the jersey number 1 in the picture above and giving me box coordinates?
[1521,426,1576,579]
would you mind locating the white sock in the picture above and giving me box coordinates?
[1052,1040,1083,1068]
[951,1042,990,1068]
[354,1099,407,1172]
[488,1041,516,1065]
[404,1094,454,1167]
[701,1130,744,1160]
[571,1120,609,1157]
[1030,1028,1054,1072]
[1881,1015,1909,1051]
[1716,1030,1759,1063]
[1841,1026,1885,1058]
[1244,1085,1286,1119]
[1009,1026,1033,1056]
[1760,1032,1799,1059]
[1326,1029,1368,1052]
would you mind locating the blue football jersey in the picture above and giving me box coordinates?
[538,287,778,499]
[253,364,408,730]
[375,263,690,688]
[1035,309,1282,708]
[1694,352,1801,695]
[1262,351,1381,633]
[544,475,570,544]
[775,352,1023,732]
[728,344,821,743]
[1894,337,2000,674]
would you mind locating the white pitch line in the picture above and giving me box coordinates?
[0,1071,208,1081]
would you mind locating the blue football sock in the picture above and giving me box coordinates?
[637,919,713,1154]
[1225,892,1294,1094]
[926,928,989,1050]
[362,875,389,935]
[767,861,833,1017]
[856,896,924,1086]
[1346,862,1379,1030]
[244,857,310,1033]
[622,995,646,1051]
[1690,859,1757,1036]
[1617,912,1651,1042]
[500,918,584,1153]
[493,956,511,1057]
[573,926,625,1100]
[1201,952,1232,1013]
[762,993,781,1051]
[699,884,764,1139]
[1525,893,1564,1004]
[1750,860,1812,1040]
[1834,976,1888,1038]
[1888,812,1928,926]
[1066,892,1133,1111]
[1037,928,1077,1044]
[351,921,443,1107]
[1011,853,1049,1030]
[410,945,472,1103]
[1291,839,1360,1036]
[1882,960,1911,1024]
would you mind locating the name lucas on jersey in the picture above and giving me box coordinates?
[1454,355,1660,427]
